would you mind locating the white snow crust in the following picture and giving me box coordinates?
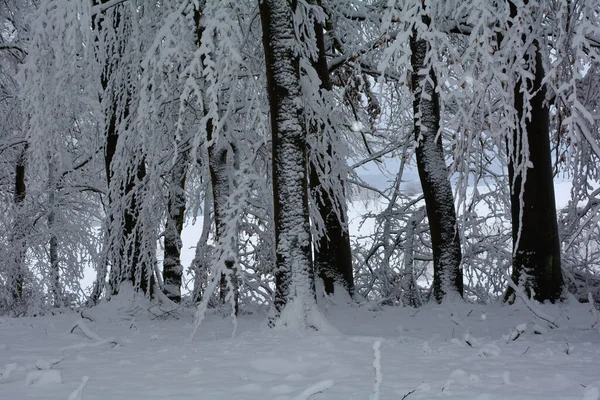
[1,298,599,399]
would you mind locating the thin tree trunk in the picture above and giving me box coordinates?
[260,0,315,319]
[401,212,423,307]
[191,191,213,304]
[193,4,239,313]
[47,158,61,307]
[208,140,239,314]
[11,144,27,301]
[162,159,187,303]
[410,18,463,303]
[309,5,354,297]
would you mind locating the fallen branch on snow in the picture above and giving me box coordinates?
[60,336,120,353]
[293,380,335,400]
[69,320,103,341]
[62,319,120,353]
[504,275,559,329]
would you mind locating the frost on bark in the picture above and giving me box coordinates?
[93,1,154,297]
[10,144,27,301]
[505,10,563,302]
[192,5,239,312]
[162,159,186,303]
[309,9,354,297]
[410,17,463,303]
[47,159,62,307]
[260,0,316,321]
[208,126,239,314]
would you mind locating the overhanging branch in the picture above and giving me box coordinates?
[91,0,129,16]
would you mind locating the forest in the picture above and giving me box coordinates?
[2,1,600,399]
[0,0,599,330]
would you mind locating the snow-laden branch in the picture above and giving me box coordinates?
[293,380,335,400]
[90,0,129,16]
[505,275,559,329]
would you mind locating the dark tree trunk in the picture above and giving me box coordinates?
[309,6,354,297]
[260,0,315,318]
[11,145,27,301]
[115,161,154,295]
[500,1,563,303]
[410,20,463,303]
[506,43,563,302]
[162,160,187,303]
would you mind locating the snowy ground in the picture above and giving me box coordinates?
[2,294,599,400]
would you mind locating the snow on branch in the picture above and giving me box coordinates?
[62,319,121,353]
[505,275,559,329]
[293,380,335,400]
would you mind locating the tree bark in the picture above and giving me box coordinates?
[500,0,563,303]
[193,4,239,312]
[309,5,354,297]
[162,159,186,303]
[506,38,563,303]
[410,18,463,303]
[94,1,154,297]
[208,129,239,314]
[47,158,61,308]
[260,0,315,319]
[11,144,27,301]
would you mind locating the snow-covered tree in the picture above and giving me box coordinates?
[259,0,319,325]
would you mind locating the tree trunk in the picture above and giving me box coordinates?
[194,4,239,313]
[162,160,187,303]
[506,41,563,302]
[260,0,315,319]
[94,2,154,297]
[401,212,423,307]
[410,19,463,303]
[208,131,239,314]
[500,0,563,303]
[47,158,61,308]
[11,144,27,301]
[191,192,213,304]
[309,6,354,297]
[115,162,154,295]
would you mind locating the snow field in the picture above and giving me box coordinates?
[1,297,599,399]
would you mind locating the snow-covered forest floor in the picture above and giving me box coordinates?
[2,292,599,400]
